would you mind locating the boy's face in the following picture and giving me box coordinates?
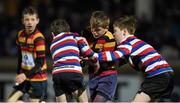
[113,26,125,44]
[22,14,39,34]
[91,27,107,38]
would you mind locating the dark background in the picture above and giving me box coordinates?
[0,0,180,102]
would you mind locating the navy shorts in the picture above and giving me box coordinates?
[138,72,174,101]
[53,72,85,96]
[14,80,47,99]
[89,74,118,101]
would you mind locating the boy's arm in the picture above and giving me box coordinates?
[74,33,96,57]
[76,34,131,64]
[97,43,132,62]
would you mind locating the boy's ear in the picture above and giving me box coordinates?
[106,26,109,29]
[36,18,40,24]
[123,28,128,34]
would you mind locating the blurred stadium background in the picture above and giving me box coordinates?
[0,0,180,102]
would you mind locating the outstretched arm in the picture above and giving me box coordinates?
[74,33,96,58]
[97,43,132,62]
[76,34,132,63]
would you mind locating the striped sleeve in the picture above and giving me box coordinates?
[74,34,95,57]
[16,30,23,45]
[98,43,132,61]
[34,33,46,58]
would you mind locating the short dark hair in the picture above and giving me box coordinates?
[50,19,70,35]
[22,6,39,18]
[113,16,137,34]
[90,11,110,29]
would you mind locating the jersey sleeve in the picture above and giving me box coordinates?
[97,43,132,62]
[74,33,95,57]
[34,36,46,58]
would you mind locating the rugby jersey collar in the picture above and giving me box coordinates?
[53,32,66,39]
[119,35,134,44]
[54,32,72,38]
[25,28,38,35]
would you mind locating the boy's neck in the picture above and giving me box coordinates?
[25,28,36,35]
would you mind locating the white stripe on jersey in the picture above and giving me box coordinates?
[145,60,168,72]
[131,44,152,55]
[54,56,80,64]
[129,38,141,44]
[53,32,64,39]
[52,46,79,57]
[141,53,160,63]
[51,36,74,49]
[81,45,91,53]
[106,52,112,61]
[93,53,98,58]
[103,50,124,61]
[115,51,124,57]
[75,36,83,41]
[117,44,132,51]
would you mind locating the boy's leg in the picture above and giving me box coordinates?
[29,81,47,103]
[56,94,67,102]
[133,72,174,102]
[7,90,23,102]
[89,74,117,102]
[93,94,108,102]
[132,92,151,102]
[75,89,88,102]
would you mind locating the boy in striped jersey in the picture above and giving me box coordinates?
[7,6,47,103]
[87,11,118,102]
[92,16,174,102]
[50,19,99,102]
